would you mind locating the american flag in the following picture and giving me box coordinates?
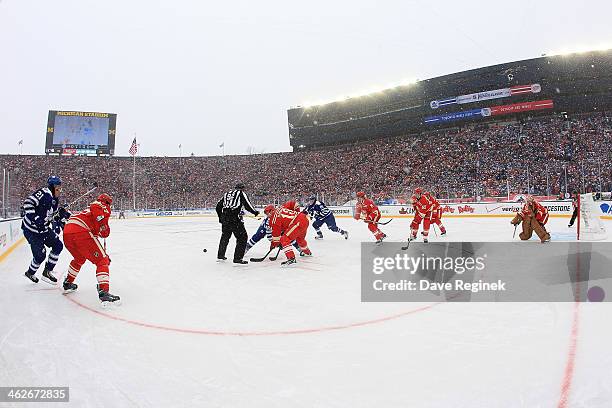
[129,137,138,156]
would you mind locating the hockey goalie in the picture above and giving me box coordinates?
[510,195,551,243]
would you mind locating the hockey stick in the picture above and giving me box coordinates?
[65,182,99,209]
[250,247,275,262]
[365,219,393,226]
[53,183,99,218]
[269,247,282,261]
[401,239,412,251]
[513,224,517,239]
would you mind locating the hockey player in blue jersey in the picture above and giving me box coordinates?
[21,176,70,284]
[245,216,272,253]
[305,196,348,240]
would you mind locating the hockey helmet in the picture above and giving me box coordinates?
[526,195,534,202]
[356,191,366,199]
[263,204,275,216]
[97,193,113,206]
[414,187,423,195]
[308,195,317,203]
[47,175,62,187]
[235,183,245,190]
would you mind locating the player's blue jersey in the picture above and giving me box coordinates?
[306,200,332,220]
[254,217,272,241]
[21,187,59,234]
[246,217,273,251]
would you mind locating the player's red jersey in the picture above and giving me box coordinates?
[355,195,385,241]
[424,192,440,210]
[64,200,112,238]
[355,198,379,220]
[283,200,301,212]
[269,207,308,245]
[410,194,418,209]
[413,195,433,217]
[519,200,549,225]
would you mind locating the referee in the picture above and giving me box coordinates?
[216,183,259,264]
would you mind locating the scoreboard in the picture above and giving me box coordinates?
[45,110,117,156]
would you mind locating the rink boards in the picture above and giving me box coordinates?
[120,200,612,220]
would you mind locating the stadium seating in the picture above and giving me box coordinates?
[1,113,610,211]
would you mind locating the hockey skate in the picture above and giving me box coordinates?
[24,271,39,283]
[375,233,387,245]
[299,249,312,257]
[314,231,324,240]
[342,230,349,240]
[62,277,78,293]
[440,231,447,236]
[281,258,297,267]
[98,285,121,307]
[216,256,227,263]
[233,259,248,265]
[41,268,57,285]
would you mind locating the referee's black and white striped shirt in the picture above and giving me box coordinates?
[216,189,258,220]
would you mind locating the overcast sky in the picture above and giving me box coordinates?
[1,0,610,157]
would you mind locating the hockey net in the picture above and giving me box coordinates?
[577,193,607,241]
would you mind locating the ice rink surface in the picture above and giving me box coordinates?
[1,216,611,408]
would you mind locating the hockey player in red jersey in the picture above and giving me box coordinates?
[354,191,386,244]
[282,199,301,212]
[62,193,120,305]
[511,195,551,242]
[264,204,312,266]
[424,191,447,236]
[409,188,434,243]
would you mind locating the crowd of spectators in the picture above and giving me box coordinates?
[1,112,610,212]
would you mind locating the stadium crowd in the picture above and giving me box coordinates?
[1,113,610,212]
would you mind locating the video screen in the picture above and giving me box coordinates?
[52,115,110,146]
[45,110,117,155]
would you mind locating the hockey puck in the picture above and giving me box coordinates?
[202,248,207,252]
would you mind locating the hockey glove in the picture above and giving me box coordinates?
[58,207,71,222]
[33,215,49,233]
[53,207,71,224]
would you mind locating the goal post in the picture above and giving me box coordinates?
[577,193,607,241]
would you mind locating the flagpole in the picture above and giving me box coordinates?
[133,152,136,210]
[132,133,136,210]
[2,169,5,218]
